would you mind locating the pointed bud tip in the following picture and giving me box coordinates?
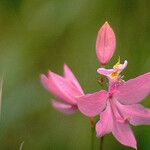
[104,21,109,25]
[102,21,111,29]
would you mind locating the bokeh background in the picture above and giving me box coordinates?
[0,0,150,149]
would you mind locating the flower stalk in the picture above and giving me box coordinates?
[100,68,105,150]
[89,117,95,150]
[100,136,104,150]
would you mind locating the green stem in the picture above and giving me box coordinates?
[100,136,104,150]
[90,117,95,150]
[91,126,95,150]
[100,74,104,89]
[99,65,105,150]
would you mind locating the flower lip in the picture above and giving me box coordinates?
[113,60,128,72]
[97,60,128,80]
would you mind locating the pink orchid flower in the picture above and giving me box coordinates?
[77,60,150,149]
[96,22,116,65]
[40,64,84,114]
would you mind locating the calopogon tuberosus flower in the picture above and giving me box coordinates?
[96,22,116,65]
[41,64,84,114]
[77,60,150,149]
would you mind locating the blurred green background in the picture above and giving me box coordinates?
[0,0,150,149]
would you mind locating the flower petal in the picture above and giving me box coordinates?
[97,60,128,79]
[97,68,114,76]
[112,121,137,149]
[96,102,113,137]
[117,60,128,72]
[117,102,150,126]
[40,74,67,101]
[77,90,108,117]
[63,64,84,94]
[96,22,116,65]
[117,73,150,104]
[40,71,82,105]
[96,100,137,149]
[49,71,83,103]
[52,101,77,114]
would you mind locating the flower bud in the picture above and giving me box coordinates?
[96,22,116,65]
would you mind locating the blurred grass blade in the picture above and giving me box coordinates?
[19,141,24,150]
[0,78,2,116]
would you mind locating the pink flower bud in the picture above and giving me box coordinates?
[96,22,116,65]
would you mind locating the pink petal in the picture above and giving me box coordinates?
[49,71,83,103]
[52,101,77,114]
[41,74,50,91]
[96,102,113,137]
[96,22,116,65]
[97,60,128,77]
[97,68,114,76]
[40,74,68,102]
[117,73,150,104]
[63,64,84,94]
[117,102,150,126]
[117,60,128,72]
[112,121,137,149]
[40,71,81,105]
[96,101,137,149]
[77,90,108,117]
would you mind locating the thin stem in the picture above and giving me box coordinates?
[89,117,94,127]
[100,136,104,150]
[99,64,105,150]
[0,78,3,118]
[100,74,104,89]
[89,117,95,150]
[19,141,24,150]
[91,125,95,150]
